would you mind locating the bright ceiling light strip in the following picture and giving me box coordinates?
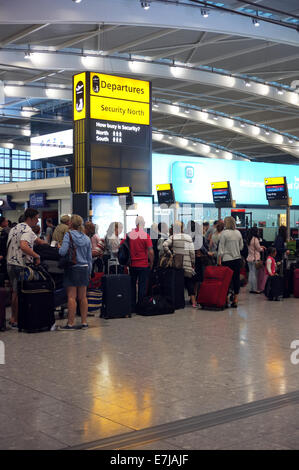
[0,49,298,108]
[152,101,299,158]
[152,131,251,161]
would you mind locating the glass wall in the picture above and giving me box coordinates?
[0,147,31,183]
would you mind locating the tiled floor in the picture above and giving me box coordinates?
[0,290,298,450]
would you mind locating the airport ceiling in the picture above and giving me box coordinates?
[1,0,299,164]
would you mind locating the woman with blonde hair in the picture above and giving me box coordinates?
[59,214,92,330]
[218,216,243,308]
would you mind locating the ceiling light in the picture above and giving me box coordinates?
[252,18,260,27]
[215,149,220,153]
[288,139,294,144]
[213,116,218,120]
[201,9,209,18]
[277,89,284,95]
[245,80,251,87]
[24,51,31,59]
[141,1,150,9]
[72,0,82,3]
[265,130,270,135]
[153,103,159,108]
[240,124,245,128]
[185,109,190,114]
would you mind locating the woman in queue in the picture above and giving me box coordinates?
[163,221,197,307]
[59,214,92,330]
[246,226,266,294]
[218,216,243,308]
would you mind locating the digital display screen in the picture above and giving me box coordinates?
[231,210,246,227]
[212,187,231,204]
[90,120,150,148]
[265,184,287,200]
[90,194,153,238]
[152,154,299,205]
[157,189,175,205]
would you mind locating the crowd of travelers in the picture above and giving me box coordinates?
[0,208,295,332]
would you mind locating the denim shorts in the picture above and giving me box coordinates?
[7,264,24,292]
[63,265,89,288]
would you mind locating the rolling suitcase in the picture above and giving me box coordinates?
[293,269,299,298]
[197,265,233,309]
[101,274,131,319]
[264,275,284,301]
[159,268,185,310]
[18,269,55,332]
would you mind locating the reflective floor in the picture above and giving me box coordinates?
[0,290,298,450]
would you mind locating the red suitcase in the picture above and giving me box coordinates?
[197,265,233,309]
[293,269,299,298]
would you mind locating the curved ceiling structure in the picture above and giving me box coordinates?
[0,0,299,163]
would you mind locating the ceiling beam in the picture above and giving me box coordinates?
[0,24,50,47]
[102,28,178,56]
[53,24,119,51]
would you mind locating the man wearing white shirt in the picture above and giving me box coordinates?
[6,208,41,328]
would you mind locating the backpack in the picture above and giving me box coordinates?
[117,236,131,266]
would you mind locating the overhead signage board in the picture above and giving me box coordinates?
[72,71,152,196]
[73,72,86,121]
[211,181,232,208]
[156,183,175,206]
[30,129,73,160]
[264,176,289,206]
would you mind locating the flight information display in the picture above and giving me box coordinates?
[265,177,289,205]
[211,181,232,207]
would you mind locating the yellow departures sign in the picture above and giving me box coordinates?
[264,177,285,186]
[90,73,150,125]
[117,186,131,194]
[211,181,229,189]
[73,72,86,121]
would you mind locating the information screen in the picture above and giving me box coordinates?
[265,177,288,202]
[211,181,232,206]
[90,120,150,148]
[231,209,246,227]
[90,194,153,238]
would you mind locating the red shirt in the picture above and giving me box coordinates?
[123,228,152,268]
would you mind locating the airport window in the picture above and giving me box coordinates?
[0,147,31,183]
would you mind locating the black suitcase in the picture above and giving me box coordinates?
[159,268,185,310]
[101,274,131,319]
[18,276,55,332]
[265,275,284,301]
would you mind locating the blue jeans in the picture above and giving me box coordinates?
[130,267,150,311]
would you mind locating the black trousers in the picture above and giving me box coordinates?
[222,259,241,295]
[184,276,195,296]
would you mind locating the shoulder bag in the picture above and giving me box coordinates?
[58,232,77,269]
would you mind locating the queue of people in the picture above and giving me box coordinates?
[0,208,296,332]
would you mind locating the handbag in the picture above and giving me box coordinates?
[159,253,173,269]
[58,232,77,269]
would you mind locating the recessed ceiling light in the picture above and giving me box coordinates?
[141,1,150,9]
[201,9,209,18]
